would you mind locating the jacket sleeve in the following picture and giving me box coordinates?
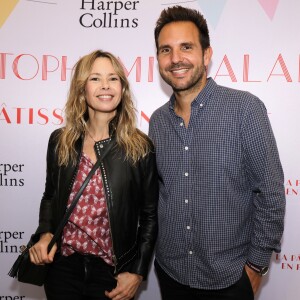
[241,97,286,267]
[131,146,159,279]
[34,129,61,238]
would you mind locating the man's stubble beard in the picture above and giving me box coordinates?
[160,63,206,94]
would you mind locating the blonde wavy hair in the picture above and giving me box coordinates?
[56,50,151,166]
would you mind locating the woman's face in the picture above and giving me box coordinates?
[85,57,122,117]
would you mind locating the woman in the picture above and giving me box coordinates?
[29,50,158,300]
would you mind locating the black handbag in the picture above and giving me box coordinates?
[8,141,113,286]
[8,236,49,286]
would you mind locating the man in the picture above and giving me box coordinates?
[149,5,285,300]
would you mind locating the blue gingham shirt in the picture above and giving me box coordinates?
[149,78,285,289]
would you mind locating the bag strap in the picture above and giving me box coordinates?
[47,140,114,253]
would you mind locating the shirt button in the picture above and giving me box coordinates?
[100,144,104,148]
[184,172,189,177]
[185,146,189,150]
[189,251,193,255]
[185,199,189,203]
[187,226,191,230]
[180,122,184,126]
[200,103,203,108]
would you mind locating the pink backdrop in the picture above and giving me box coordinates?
[1,0,299,299]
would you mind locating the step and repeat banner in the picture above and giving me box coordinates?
[1,0,299,299]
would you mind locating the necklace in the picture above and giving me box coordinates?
[86,129,98,143]
[86,128,111,144]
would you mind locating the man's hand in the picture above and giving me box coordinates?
[105,272,143,300]
[245,264,262,294]
[29,232,57,265]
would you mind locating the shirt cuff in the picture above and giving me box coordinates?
[247,246,273,267]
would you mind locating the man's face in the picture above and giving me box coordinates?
[157,21,211,94]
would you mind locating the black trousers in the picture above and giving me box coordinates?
[44,252,117,300]
[154,260,254,300]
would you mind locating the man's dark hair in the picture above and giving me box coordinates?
[154,5,210,53]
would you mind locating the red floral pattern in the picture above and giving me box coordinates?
[61,152,113,265]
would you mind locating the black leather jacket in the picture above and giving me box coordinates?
[35,128,158,278]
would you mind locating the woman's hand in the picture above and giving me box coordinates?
[105,272,143,300]
[29,232,57,265]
